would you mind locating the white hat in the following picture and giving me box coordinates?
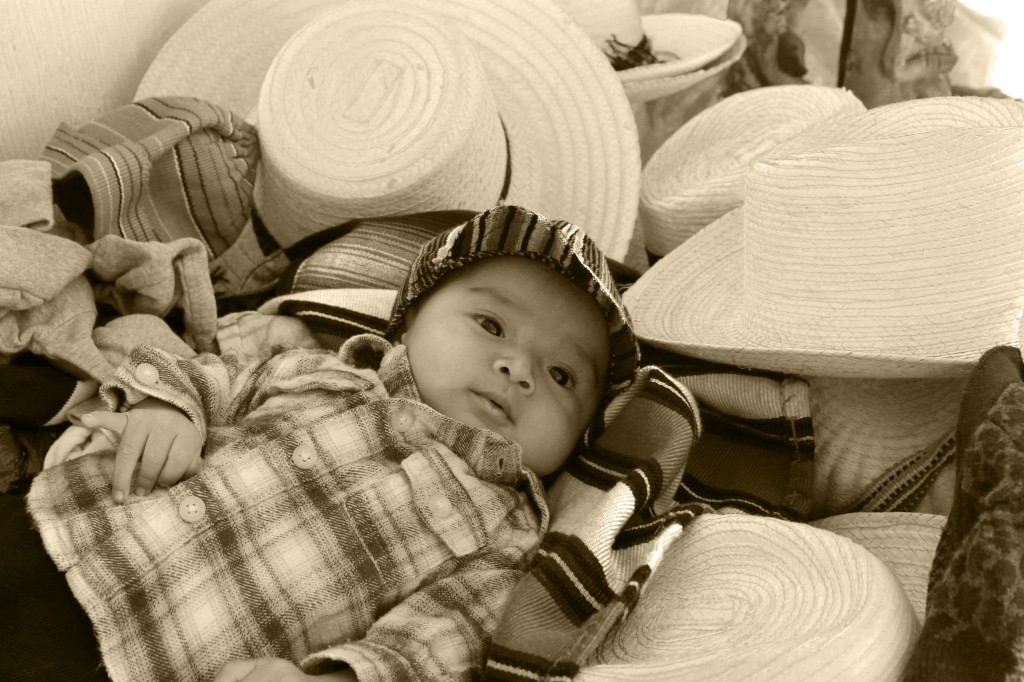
[809,375,963,517]
[551,0,743,104]
[641,85,865,256]
[810,511,944,627]
[623,97,1024,378]
[579,513,918,681]
[136,0,641,262]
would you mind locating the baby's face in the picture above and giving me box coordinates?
[401,257,610,476]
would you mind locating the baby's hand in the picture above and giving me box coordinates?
[82,397,202,504]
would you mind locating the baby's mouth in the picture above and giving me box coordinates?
[471,390,512,426]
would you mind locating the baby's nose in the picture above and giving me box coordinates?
[495,355,534,393]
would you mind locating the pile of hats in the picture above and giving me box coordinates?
[128,0,1024,678]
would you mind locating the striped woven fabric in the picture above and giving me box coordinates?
[42,97,257,254]
[639,344,816,520]
[41,96,287,297]
[484,365,716,680]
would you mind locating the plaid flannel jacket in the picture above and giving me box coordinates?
[27,336,548,682]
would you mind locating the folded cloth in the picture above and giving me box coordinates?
[89,236,217,352]
[41,97,289,298]
[903,345,1024,680]
[0,165,113,382]
[94,314,199,369]
[0,160,54,231]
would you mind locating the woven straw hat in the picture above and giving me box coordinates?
[552,0,743,104]
[809,375,963,517]
[624,97,1024,377]
[136,0,641,261]
[810,512,945,626]
[579,513,918,681]
[641,85,865,256]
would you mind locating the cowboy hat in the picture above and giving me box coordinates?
[623,96,1024,378]
[640,85,865,256]
[578,513,918,680]
[551,0,743,104]
[135,0,641,262]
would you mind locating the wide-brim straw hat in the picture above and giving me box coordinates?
[136,0,641,262]
[641,85,865,256]
[552,0,743,104]
[810,512,945,626]
[578,513,918,681]
[624,97,1024,378]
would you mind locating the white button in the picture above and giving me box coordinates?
[428,495,453,519]
[392,409,415,432]
[178,495,205,523]
[292,444,318,470]
[135,362,159,386]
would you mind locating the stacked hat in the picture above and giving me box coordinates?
[640,84,865,257]
[136,0,641,263]
[578,512,919,680]
[624,96,1024,378]
[551,0,744,104]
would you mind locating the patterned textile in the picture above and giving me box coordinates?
[640,344,816,520]
[903,345,1024,680]
[28,337,546,682]
[483,365,711,680]
[276,211,476,295]
[41,97,284,298]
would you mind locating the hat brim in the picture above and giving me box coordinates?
[582,514,917,680]
[619,14,743,84]
[810,512,943,626]
[136,0,641,262]
[622,30,746,103]
[623,208,983,378]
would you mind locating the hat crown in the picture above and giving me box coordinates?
[742,123,1024,355]
[256,4,507,242]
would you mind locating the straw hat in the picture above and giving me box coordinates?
[551,0,743,104]
[640,85,865,257]
[578,513,918,681]
[623,97,1024,378]
[135,0,641,262]
[809,375,963,517]
[810,511,945,626]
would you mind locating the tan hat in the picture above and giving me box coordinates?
[810,511,945,627]
[136,0,641,262]
[624,97,1024,378]
[640,85,865,256]
[808,375,963,517]
[551,0,743,104]
[579,513,918,680]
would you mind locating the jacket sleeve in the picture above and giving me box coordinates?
[301,500,541,682]
[99,344,386,442]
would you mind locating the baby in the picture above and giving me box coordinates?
[7,205,639,682]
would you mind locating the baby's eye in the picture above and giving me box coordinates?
[549,367,571,387]
[479,318,503,336]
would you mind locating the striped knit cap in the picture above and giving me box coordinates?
[387,204,639,398]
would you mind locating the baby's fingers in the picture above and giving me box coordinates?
[135,432,174,498]
[156,437,202,488]
[110,421,148,504]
